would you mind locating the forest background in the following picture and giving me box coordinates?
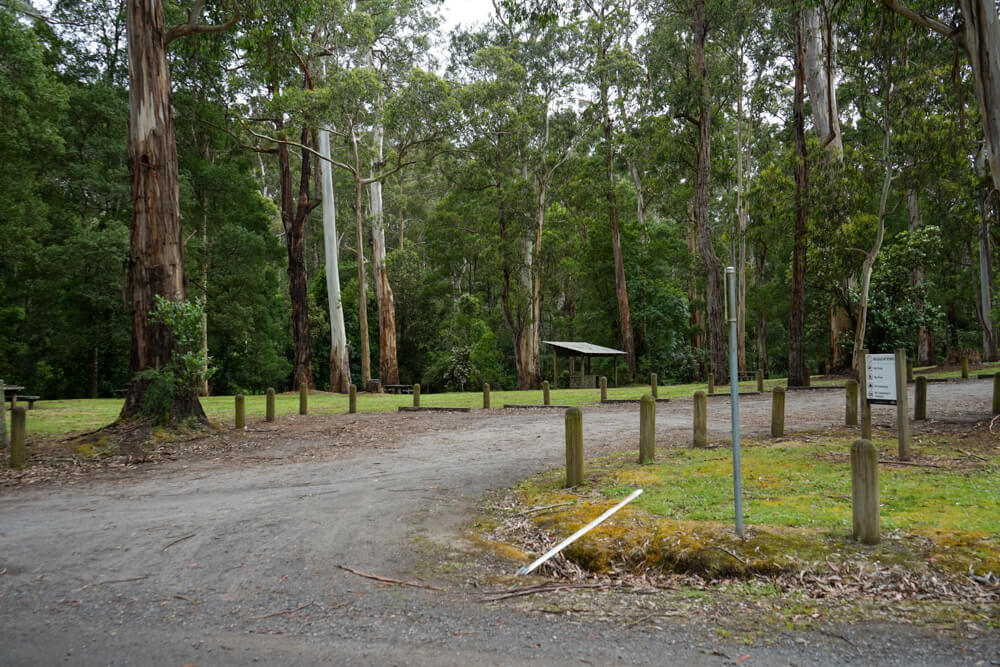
[1,0,998,403]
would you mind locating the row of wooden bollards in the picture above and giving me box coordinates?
[233,383,431,427]
[563,395,658,486]
[562,398,883,545]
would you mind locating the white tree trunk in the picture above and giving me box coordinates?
[959,0,1000,193]
[803,6,843,158]
[320,128,351,393]
[370,116,400,385]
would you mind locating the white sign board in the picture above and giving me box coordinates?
[865,353,897,405]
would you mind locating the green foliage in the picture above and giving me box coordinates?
[150,296,214,387]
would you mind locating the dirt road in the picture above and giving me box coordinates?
[1,382,998,665]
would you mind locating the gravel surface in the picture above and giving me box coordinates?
[1,381,998,665]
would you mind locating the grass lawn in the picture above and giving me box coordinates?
[502,431,1000,580]
[10,360,1000,441]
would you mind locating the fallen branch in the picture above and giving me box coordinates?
[479,582,608,602]
[78,575,149,590]
[957,448,989,462]
[337,565,444,592]
[624,610,685,628]
[249,601,316,621]
[710,546,747,566]
[162,533,196,552]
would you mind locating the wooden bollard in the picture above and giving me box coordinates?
[639,394,655,463]
[915,376,927,420]
[413,383,420,407]
[235,394,245,429]
[993,374,1000,416]
[961,356,969,379]
[895,349,911,461]
[349,384,357,414]
[851,439,880,545]
[845,379,858,426]
[693,391,707,448]
[771,386,785,438]
[0,377,6,449]
[707,373,715,395]
[600,376,608,402]
[565,407,584,487]
[483,383,490,409]
[10,407,25,468]
[299,383,308,415]
[906,359,913,383]
[543,380,551,406]
[265,388,275,422]
[650,373,658,399]
[756,369,763,393]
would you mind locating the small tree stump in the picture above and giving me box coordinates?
[413,383,420,407]
[756,369,763,393]
[851,439,880,545]
[600,376,608,402]
[235,394,245,429]
[265,388,275,422]
[650,373,658,399]
[915,376,928,420]
[707,373,715,395]
[845,379,858,426]
[693,391,707,448]
[349,384,357,414]
[483,383,490,409]
[10,406,25,469]
[299,384,308,415]
[961,356,969,379]
[639,394,655,464]
[771,386,785,438]
[565,407,584,487]
[543,380,551,406]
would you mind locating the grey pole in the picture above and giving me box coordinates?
[726,266,744,538]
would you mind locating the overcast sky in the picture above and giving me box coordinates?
[439,0,493,33]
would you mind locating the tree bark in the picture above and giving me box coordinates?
[789,5,809,387]
[693,0,727,383]
[803,5,844,158]
[278,120,315,391]
[120,0,204,421]
[882,0,1000,193]
[370,117,400,385]
[353,163,371,388]
[908,190,935,365]
[320,127,351,393]
[976,145,999,360]
[959,0,1000,194]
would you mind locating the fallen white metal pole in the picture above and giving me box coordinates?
[516,488,643,575]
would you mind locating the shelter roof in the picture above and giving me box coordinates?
[542,341,625,356]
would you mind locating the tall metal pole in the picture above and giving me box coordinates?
[727,266,744,538]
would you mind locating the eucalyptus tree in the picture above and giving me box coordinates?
[118,0,238,421]
[882,0,1000,194]
[576,0,639,379]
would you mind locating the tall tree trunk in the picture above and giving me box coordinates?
[908,191,935,365]
[278,121,314,390]
[976,144,998,360]
[789,6,809,386]
[120,0,204,421]
[755,245,769,378]
[353,163,371,388]
[370,119,400,385]
[959,0,1000,194]
[320,128,351,392]
[199,199,209,396]
[883,0,1000,192]
[803,5,844,158]
[693,0,726,383]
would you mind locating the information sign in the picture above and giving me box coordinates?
[865,353,897,405]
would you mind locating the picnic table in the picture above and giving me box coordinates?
[384,384,414,394]
[3,385,40,409]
